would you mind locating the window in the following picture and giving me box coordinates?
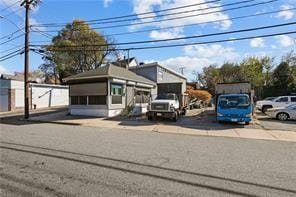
[218,95,250,109]
[88,96,106,105]
[111,84,123,95]
[71,96,87,105]
[111,84,123,104]
[135,91,150,103]
[291,97,296,102]
[71,96,79,105]
[276,97,288,102]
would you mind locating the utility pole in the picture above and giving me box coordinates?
[180,66,185,75]
[21,0,30,119]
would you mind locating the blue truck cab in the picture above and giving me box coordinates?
[217,93,252,125]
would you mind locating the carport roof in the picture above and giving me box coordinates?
[64,63,156,85]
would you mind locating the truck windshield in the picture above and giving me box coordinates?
[155,94,175,100]
[218,95,250,109]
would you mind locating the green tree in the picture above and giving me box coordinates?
[282,51,296,92]
[219,62,244,83]
[239,56,273,88]
[197,65,221,94]
[40,19,117,83]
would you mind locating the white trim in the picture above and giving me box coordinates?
[111,78,126,84]
[127,81,136,85]
[130,62,187,80]
[136,82,154,88]
[30,83,68,88]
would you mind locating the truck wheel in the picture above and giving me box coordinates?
[245,121,250,125]
[262,105,272,113]
[148,115,152,121]
[173,112,178,122]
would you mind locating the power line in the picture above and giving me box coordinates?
[0,48,24,59]
[0,29,23,40]
[33,0,222,27]
[2,7,23,17]
[105,8,296,37]
[0,50,23,62]
[0,44,24,53]
[33,0,279,32]
[29,7,296,42]
[0,33,25,45]
[31,21,296,48]
[39,30,296,52]
[0,49,24,62]
[0,15,25,33]
[0,0,21,12]
[36,0,256,27]
[30,26,53,38]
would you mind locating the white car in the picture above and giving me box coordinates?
[265,104,296,121]
[256,96,296,113]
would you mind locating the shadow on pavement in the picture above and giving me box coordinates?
[113,109,258,131]
[0,108,79,126]
[257,117,296,125]
[1,141,295,196]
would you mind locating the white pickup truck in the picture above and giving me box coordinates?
[256,95,296,113]
[147,93,186,122]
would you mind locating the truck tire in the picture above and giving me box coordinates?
[148,115,152,121]
[262,105,272,113]
[173,112,178,122]
[245,121,250,125]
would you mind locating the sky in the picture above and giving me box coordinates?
[0,0,295,81]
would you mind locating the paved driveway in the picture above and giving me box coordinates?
[256,112,296,132]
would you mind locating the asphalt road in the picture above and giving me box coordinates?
[1,122,296,196]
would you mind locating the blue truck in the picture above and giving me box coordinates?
[215,82,253,125]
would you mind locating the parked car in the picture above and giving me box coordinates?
[256,96,296,113]
[188,98,202,109]
[263,97,276,101]
[265,104,296,121]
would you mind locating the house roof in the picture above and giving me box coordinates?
[0,73,40,82]
[112,57,136,66]
[64,63,156,85]
[129,62,187,80]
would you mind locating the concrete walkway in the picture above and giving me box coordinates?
[28,111,296,142]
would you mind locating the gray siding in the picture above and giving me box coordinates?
[132,66,157,82]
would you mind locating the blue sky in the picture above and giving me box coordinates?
[0,0,295,80]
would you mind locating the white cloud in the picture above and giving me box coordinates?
[276,5,294,20]
[103,0,112,8]
[158,56,212,74]
[276,35,295,47]
[131,0,232,39]
[143,44,239,79]
[183,44,239,60]
[250,38,265,48]
[29,18,46,31]
[0,65,12,75]
[150,28,184,39]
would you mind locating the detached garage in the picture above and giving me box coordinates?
[0,75,69,112]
